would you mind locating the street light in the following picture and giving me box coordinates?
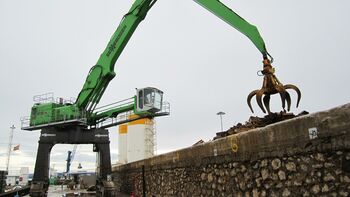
[6,125,15,172]
[217,111,225,132]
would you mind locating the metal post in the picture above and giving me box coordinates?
[216,112,225,132]
[6,125,15,172]
[142,165,146,197]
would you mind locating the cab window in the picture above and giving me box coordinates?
[138,90,143,109]
[144,89,153,105]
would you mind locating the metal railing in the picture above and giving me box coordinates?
[96,101,170,129]
[94,97,134,115]
[20,116,30,129]
[55,97,76,105]
[161,101,170,115]
[20,111,87,130]
[33,92,76,105]
[95,110,133,128]
[33,92,54,104]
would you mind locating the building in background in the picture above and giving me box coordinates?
[117,115,156,164]
[5,167,30,186]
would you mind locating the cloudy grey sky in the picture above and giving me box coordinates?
[1,0,349,172]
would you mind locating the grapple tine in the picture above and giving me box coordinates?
[285,91,291,111]
[284,84,301,108]
[275,85,287,111]
[247,90,258,113]
[279,91,286,111]
[256,90,266,114]
[263,94,271,114]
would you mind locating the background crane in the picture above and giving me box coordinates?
[65,145,78,174]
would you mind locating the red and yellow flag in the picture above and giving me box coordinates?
[13,144,20,151]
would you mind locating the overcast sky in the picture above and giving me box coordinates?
[1,0,349,173]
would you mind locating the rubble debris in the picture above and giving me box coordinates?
[193,139,205,146]
[214,111,309,140]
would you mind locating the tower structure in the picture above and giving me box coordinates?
[118,115,156,164]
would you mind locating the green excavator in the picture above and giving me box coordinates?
[22,1,302,196]
[23,0,301,131]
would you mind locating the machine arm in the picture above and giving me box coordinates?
[75,0,157,113]
[193,0,300,113]
[194,0,270,60]
[76,0,274,114]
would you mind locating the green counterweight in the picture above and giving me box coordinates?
[30,103,80,126]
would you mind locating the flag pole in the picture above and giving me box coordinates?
[6,125,15,172]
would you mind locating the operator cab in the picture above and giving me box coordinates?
[136,87,163,114]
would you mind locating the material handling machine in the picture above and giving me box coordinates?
[22,0,300,196]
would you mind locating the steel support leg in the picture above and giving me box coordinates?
[30,143,54,197]
[95,143,115,197]
[29,127,115,196]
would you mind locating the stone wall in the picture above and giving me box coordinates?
[112,103,350,196]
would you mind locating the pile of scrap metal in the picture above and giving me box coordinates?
[214,111,309,140]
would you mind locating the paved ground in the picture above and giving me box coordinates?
[47,185,95,196]
[23,185,129,196]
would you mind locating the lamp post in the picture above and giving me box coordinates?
[216,111,225,132]
[6,125,15,172]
